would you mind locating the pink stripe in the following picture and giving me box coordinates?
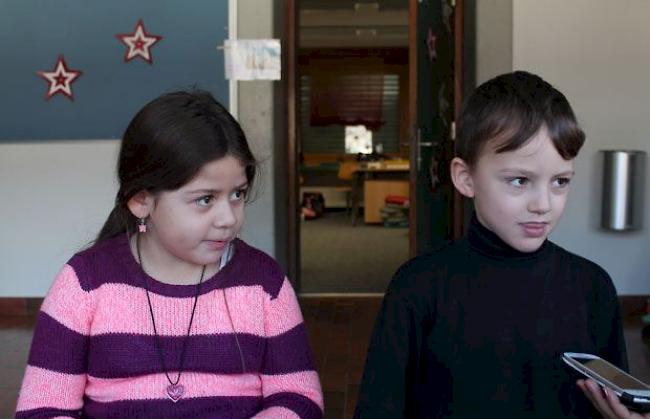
[252,406,301,418]
[264,278,305,337]
[40,264,93,335]
[262,371,324,410]
[89,284,266,336]
[87,283,302,337]
[16,366,86,412]
[85,372,262,401]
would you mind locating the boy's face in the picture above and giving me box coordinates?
[454,127,575,252]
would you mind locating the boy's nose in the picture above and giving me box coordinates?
[528,187,552,214]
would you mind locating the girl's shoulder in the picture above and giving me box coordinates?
[226,238,287,299]
[65,234,134,292]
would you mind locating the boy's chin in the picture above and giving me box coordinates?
[510,237,547,253]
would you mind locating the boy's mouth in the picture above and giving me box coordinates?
[520,222,547,238]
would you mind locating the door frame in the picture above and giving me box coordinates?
[285,0,300,290]
[284,0,466,290]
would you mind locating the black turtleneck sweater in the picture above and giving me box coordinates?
[354,215,628,418]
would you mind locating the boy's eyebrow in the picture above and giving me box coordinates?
[498,168,575,177]
[185,183,249,195]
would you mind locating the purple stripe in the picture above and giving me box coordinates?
[70,235,285,298]
[82,395,262,419]
[15,407,80,419]
[28,311,88,374]
[264,392,323,419]
[262,324,316,374]
[86,324,313,378]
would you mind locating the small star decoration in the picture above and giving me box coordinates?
[116,19,162,64]
[37,55,83,101]
[426,27,437,62]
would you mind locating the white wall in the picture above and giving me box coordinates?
[235,0,277,258]
[513,0,650,295]
[0,141,119,296]
[475,0,512,85]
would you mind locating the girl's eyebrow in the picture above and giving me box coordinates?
[185,183,249,195]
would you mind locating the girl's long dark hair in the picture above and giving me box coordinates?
[96,90,257,243]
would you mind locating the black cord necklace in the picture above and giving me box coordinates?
[136,233,206,403]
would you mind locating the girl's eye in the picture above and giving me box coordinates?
[508,177,528,187]
[230,189,247,201]
[196,196,213,206]
[553,177,571,188]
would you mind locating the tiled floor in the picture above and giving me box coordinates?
[1,297,648,419]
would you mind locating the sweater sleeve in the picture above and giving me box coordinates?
[354,271,424,419]
[15,264,93,419]
[253,277,323,419]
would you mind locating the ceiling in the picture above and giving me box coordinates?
[299,1,409,48]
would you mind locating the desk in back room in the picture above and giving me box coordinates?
[351,161,410,225]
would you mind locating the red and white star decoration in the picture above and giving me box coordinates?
[37,55,83,101]
[116,19,162,64]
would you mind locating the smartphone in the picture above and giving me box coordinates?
[562,352,650,411]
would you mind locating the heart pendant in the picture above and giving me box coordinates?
[166,383,185,403]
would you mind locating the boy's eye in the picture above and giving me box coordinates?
[230,189,247,201]
[196,195,213,206]
[508,177,528,187]
[553,177,571,188]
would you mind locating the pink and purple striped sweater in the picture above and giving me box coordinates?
[16,235,323,418]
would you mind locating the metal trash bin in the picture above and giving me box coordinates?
[600,150,646,231]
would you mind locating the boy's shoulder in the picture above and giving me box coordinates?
[548,241,614,286]
[549,242,610,280]
[386,239,465,296]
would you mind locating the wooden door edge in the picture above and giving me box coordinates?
[408,0,418,258]
[285,0,300,289]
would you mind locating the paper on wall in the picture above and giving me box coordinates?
[224,39,281,80]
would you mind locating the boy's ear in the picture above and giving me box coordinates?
[450,157,475,198]
[126,190,154,219]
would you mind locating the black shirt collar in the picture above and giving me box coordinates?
[466,212,551,262]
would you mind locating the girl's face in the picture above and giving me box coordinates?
[143,155,248,274]
[454,127,575,253]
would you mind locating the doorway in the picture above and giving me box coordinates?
[285,0,466,294]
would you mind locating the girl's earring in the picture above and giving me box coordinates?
[138,218,147,234]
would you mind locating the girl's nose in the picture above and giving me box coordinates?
[213,200,237,228]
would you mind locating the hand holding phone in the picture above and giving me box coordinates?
[562,352,650,413]
[578,378,650,419]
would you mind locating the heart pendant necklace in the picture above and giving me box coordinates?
[166,383,185,403]
[137,233,205,402]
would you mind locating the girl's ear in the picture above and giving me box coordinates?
[126,190,154,219]
[450,157,475,198]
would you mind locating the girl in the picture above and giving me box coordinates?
[16,91,323,418]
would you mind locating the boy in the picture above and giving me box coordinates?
[354,71,628,418]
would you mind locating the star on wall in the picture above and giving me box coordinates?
[116,19,162,64]
[37,55,83,101]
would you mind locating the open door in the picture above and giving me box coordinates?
[408,0,464,256]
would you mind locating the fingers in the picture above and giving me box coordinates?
[578,379,623,419]
[603,385,636,419]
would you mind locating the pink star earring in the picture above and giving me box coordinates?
[138,218,147,233]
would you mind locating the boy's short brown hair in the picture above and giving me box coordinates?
[456,71,585,167]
